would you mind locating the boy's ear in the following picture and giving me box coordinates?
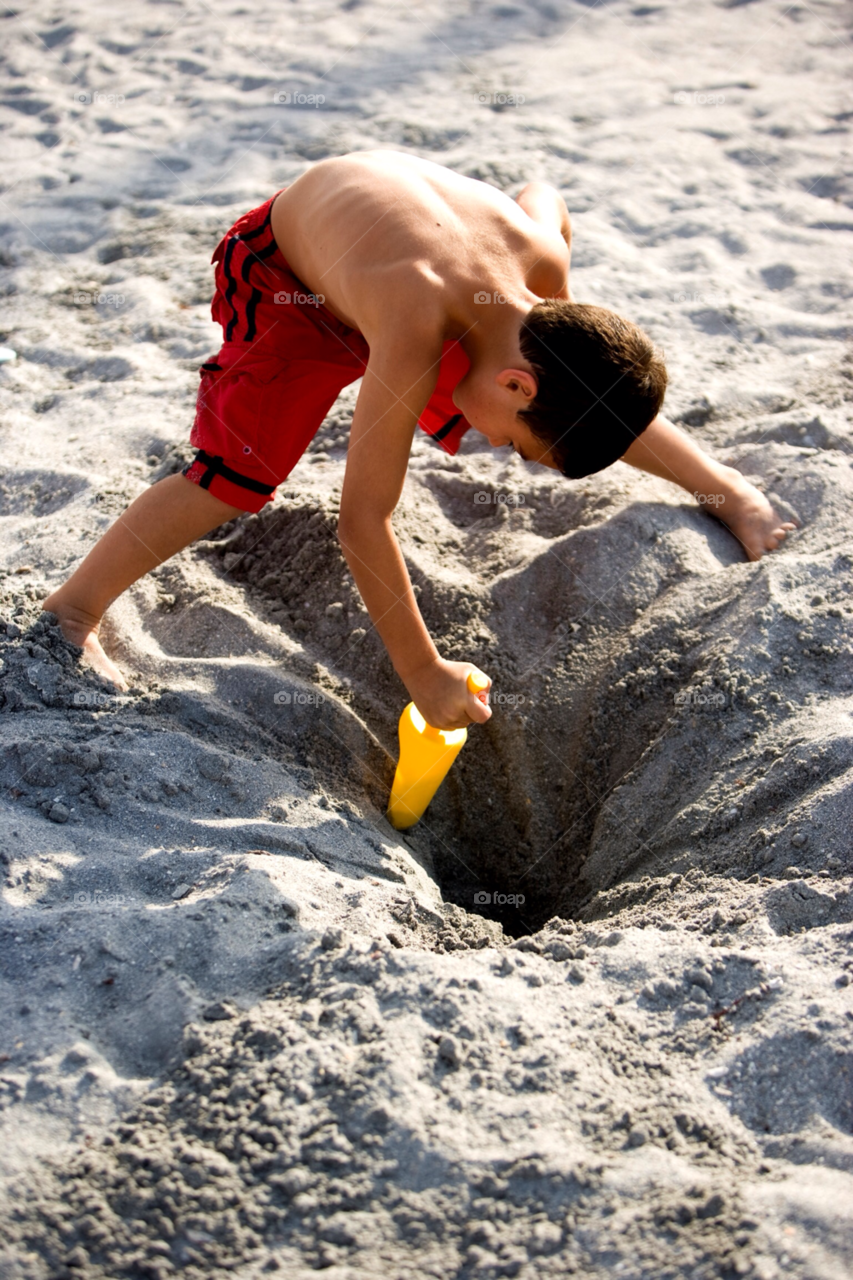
[497,367,537,403]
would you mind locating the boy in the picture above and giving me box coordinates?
[44,151,794,729]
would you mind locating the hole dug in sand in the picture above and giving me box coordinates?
[199,451,852,936]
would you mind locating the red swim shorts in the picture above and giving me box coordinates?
[184,191,473,512]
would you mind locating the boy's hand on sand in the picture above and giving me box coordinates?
[406,658,492,731]
[705,474,797,562]
[42,596,130,691]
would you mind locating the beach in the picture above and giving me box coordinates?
[1,0,852,1275]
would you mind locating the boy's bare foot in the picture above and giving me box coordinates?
[42,593,129,691]
[705,472,797,562]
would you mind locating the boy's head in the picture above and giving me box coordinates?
[515,300,667,477]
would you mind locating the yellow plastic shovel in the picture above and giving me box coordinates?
[387,671,490,830]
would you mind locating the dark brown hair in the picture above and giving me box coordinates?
[518,300,667,478]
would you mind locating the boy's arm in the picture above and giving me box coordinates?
[338,337,491,730]
[516,181,572,249]
[516,181,572,300]
[621,414,796,561]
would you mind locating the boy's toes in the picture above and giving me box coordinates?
[80,636,129,691]
[762,524,794,554]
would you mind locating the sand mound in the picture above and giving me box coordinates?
[203,426,853,933]
[6,916,850,1280]
[5,922,853,1280]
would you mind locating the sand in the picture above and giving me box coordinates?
[1,0,852,1276]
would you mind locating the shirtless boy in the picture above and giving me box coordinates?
[43,151,794,729]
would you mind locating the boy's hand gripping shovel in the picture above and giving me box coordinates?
[386,671,489,830]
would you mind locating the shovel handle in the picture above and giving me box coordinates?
[467,670,490,701]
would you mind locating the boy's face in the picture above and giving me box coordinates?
[471,416,561,470]
[454,366,562,471]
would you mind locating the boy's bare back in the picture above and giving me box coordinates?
[270,151,569,344]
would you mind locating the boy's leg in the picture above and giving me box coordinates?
[43,474,245,687]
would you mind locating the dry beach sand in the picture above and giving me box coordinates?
[1,0,853,1275]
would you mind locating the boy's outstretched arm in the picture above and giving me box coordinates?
[338,338,491,731]
[621,414,796,561]
[516,181,572,251]
[515,181,573,300]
